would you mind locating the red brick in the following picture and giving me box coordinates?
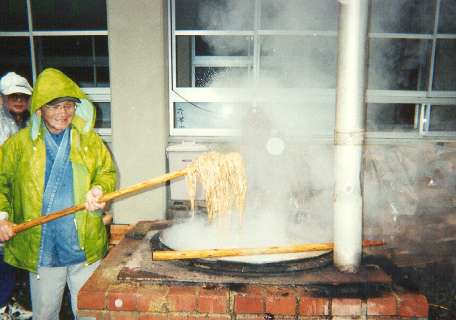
[139,314,168,320]
[183,316,205,320]
[186,314,206,320]
[200,287,229,296]
[398,293,429,317]
[235,316,264,320]
[234,295,264,314]
[107,311,139,320]
[78,310,105,320]
[236,285,265,296]
[265,295,296,315]
[79,289,106,310]
[299,296,329,316]
[168,316,204,320]
[107,285,138,311]
[168,286,198,295]
[198,290,229,313]
[331,298,362,316]
[367,295,397,316]
[137,286,169,312]
[265,287,295,296]
[206,315,231,320]
[167,286,197,312]
[81,267,111,292]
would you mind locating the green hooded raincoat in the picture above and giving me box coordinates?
[0,68,116,272]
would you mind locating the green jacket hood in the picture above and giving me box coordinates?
[30,68,96,140]
[31,68,86,113]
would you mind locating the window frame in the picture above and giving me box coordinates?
[0,0,111,138]
[168,0,456,140]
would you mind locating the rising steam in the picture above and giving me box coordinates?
[166,0,456,262]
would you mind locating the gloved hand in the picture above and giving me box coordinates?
[0,211,15,242]
[85,186,105,211]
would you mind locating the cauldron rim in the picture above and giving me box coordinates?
[150,232,333,276]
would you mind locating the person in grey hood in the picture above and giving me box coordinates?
[0,72,33,145]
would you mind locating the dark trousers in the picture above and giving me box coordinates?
[0,252,16,308]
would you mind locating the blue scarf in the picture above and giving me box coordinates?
[39,127,86,267]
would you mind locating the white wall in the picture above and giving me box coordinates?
[108,0,168,224]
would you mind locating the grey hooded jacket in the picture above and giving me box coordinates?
[0,106,18,145]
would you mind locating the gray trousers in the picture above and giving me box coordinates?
[29,261,100,320]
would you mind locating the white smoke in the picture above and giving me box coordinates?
[167,0,456,261]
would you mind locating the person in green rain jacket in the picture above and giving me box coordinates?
[0,68,116,319]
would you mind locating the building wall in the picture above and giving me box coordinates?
[108,0,168,224]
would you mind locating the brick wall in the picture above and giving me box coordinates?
[79,283,428,319]
[79,222,429,320]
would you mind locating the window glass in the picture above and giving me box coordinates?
[429,105,456,131]
[370,0,435,33]
[0,37,32,81]
[94,37,110,87]
[174,101,335,134]
[170,0,456,137]
[368,38,431,90]
[176,35,253,88]
[174,102,246,129]
[260,36,337,88]
[175,0,254,30]
[195,36,252,56]
[195,67,251,87]
[0,0,110,131]
[438,0,456,33]
[0,0,28,31]
[31,0,107,30]
[258,102,335,136]
[433,40,456,91]
[366,103,418,131]
[176,36,193,87]
[260,0,338,31]
[34,36,109,88]
[93,102,111,128]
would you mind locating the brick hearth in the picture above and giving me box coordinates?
[78,221,429,319]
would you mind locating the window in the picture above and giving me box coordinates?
[169,0,456,139]
[367,0,456,138]
[366,103,419,132]
[169,0,338,137]
[0,0,111,137]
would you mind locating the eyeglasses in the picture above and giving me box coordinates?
[44,103,76,113]
[7,93,30,102]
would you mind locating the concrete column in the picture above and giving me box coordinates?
[108,0,168,224]
[333,0,369,272]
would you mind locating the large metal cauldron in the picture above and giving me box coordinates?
[150,232,332,277]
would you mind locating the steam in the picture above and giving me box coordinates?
[166,1,339,260]
[363,0,456,258]
[167,0,456,262]
[363,142,456,257]
[367,38,429,91]
[197,0,252,32]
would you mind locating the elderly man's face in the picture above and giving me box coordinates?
[37,101,76,134]
[6,93,30,115]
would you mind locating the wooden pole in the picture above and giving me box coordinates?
[12,168,188,234]
[151,240,385,260]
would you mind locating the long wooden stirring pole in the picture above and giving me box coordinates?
[152,240,385,260]
[12,168,188,234]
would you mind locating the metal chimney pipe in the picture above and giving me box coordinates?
[333,0,369,272]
